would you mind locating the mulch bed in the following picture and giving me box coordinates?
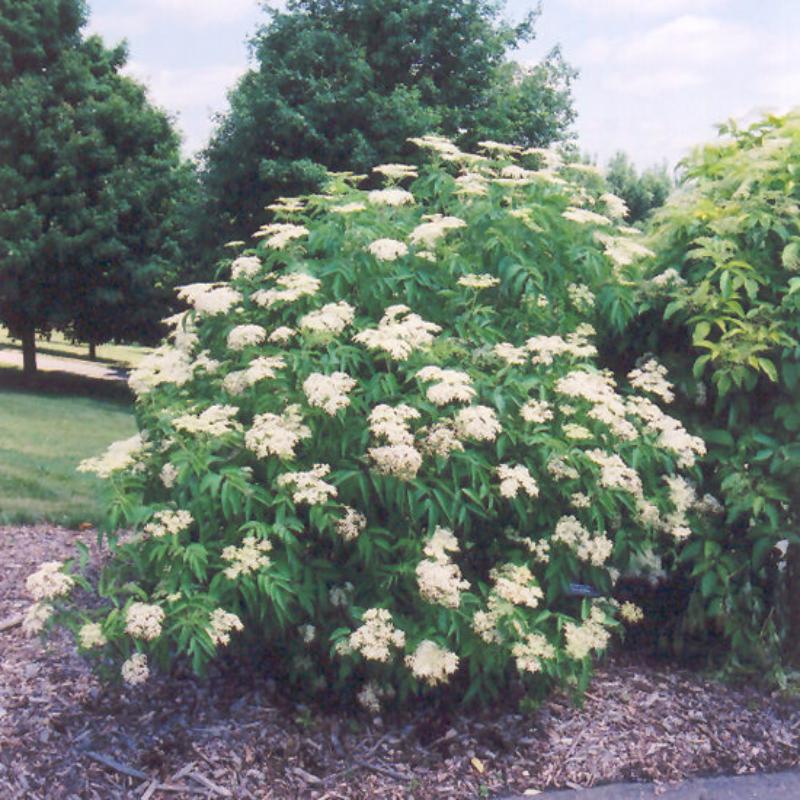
[1,525,798,799]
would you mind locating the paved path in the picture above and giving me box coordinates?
[0,346,128,382]
[505,769,800,799]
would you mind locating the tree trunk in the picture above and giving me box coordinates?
[88,342,97,361]
[20,325,37,378]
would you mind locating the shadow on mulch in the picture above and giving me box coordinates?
[1,525,799,800]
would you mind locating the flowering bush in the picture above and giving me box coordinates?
[33,137,711,707]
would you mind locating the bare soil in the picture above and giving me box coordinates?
[1,525,798,799]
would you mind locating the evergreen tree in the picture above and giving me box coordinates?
[200,0,576,252]
[0,0,193,374]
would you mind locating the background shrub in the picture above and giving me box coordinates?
[635,110,800,681]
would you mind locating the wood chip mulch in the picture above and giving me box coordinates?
[1,525,798,799]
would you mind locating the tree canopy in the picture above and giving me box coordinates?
[0,0,193,373]
[199,0,577,252]
[605,152,672,225]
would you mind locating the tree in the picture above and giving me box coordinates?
[0,0,193,375]
[605,152,672,225]
[199,0,577,252]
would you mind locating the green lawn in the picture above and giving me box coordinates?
[0,388,137,526]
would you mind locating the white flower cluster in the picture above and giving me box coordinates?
[595,232,654,267]
[651,268,686,288]
[125,603,165,640]
[454,173,488,196]
[497,464,539,500]
[416,366,475,406]
[269,326,296,343]
[599,192,629,220]
[409,134,486,165]
[245,405,310,459]
[419,421,464,458]
[303,372,356,415]
[368,404,423,480]
[527,326,597,365]
[416,527,470,608]
[277,464,337,505]
[552,515,613,567]
[547,454,580,481]
[331,201,367,214]
[266,196,306,213]
[458,273,500,289]
[223,355,287,395]
[22,602,53,635]
[177,283,242,316]
[255,222,309,249]
[627,358,675,403]
[405,640,459,686]
[173,405,242,437]
[335,506,367,541]
[222,535,273,579]
[520,399,554,424]
[373,163,418,180]
[625,396,706,467]
[585,448,643,496]
[26,561,75,601]
[663,475,696,539]
[494,342,527,365]
[619,602,644,624]
[564,607,610,660]
[454,405,501,442]
[143,509,193,538]
[207,608,244,646]
[349,608,406,662]
[567,282,595,310]
[252,273,320,307]
[77,433,147,478]
[491,563,543,608]
[511,632,555,674]
[129,346,193,396]
[121,653,149,686]
[409,215,466,247]
[562,207,612,226]
[227,324,267,351]
[299,301,355,335]
[556,369,637,441]
[367,238,408,261]
[367,188,415,206]
[78,622,107,649]
[230,254,261,279]
[354,305,440,360]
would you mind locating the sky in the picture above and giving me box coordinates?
[87,0,800,170]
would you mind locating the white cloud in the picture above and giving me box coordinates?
[605,68,705,97]
[124,62,247,152]
[565,0,725,16]
[619,15,756,66]
[143,0,261,25]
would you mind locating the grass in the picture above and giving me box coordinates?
[0,326,150,368]
[0,383,137,527]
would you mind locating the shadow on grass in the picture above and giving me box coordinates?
[0,339,134,367]
[0,366,133,405]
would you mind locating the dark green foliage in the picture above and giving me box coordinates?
[0,0,195,371]
[605,151,672,225]
[199,0,577,255]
